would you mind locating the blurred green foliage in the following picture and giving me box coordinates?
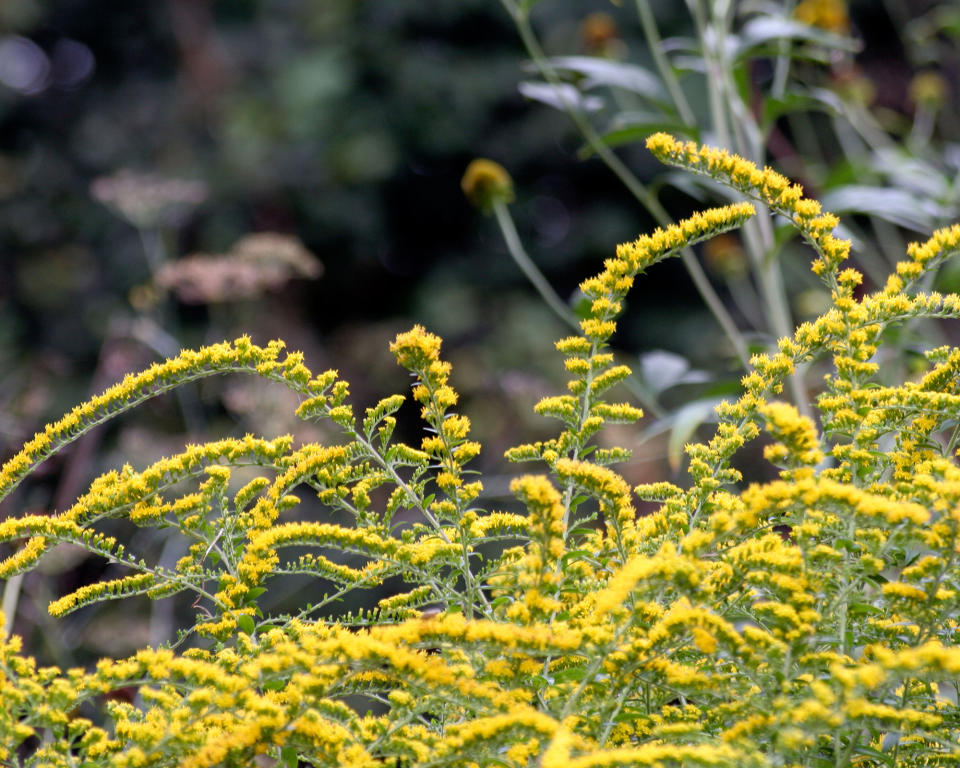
[0,0,649,420]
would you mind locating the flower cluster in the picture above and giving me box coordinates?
[646,132,851,282]
[4,135,960,766]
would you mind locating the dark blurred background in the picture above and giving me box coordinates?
[0,0,695,512]
[1,0,958,659]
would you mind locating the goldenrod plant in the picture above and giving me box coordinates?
[499,0,960,427]
[5,135,960,766]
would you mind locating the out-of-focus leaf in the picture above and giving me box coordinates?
[540,56,666,100]
[518,81,603,113]
[670,55,706,74]
[661,169,742,204]
[660,36,701,55]
[571,291,592,320]
[936,7,960,37]
[639,350,711,395]
[666,398,723,472]
[766,84,871,127]
[658,35,708,72]
[944,143,960,173]
[803,87,849,116]
[871,147,951,199]
[582,112,695,156]
[820,186,944,232]
[734,17,860,57]
[774,220,863,253]
[659,170,711,202]
[762,91,827,126]
[849,745,895,768]
[935,258,960,293]
[907,6,960,43]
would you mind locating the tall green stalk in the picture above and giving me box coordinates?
[634,0,695,127]
[501,0,752,369]
[691,0,811,416]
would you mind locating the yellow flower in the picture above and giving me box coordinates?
[390,325,443,369]
[461,158,514,213]
[794,0,850,33]
[909,71,949,108]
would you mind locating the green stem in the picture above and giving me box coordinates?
[492,199,667,418]
[889,681,911,765]
[633,0,695,126]
[699,0,811,416]
[505,3,751,369]
[492,200,581,332]
[351,427,451,545]
[908,104,936,156]
[1,574,23,640]
[688,0,731,150]
[137,226,167,276]
[771,0,798,99]
[744,217,812,417]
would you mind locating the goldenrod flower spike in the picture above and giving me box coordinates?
[0,435,295,580]
[888,223,960,293]
[0,337,336,506]
[646,132,852,281]
[13,116,960,766]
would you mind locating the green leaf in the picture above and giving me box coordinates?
[834,538,860,553]
[553,665,587,683]
[281,746,299,768]
[734,17,860,58]
[848,601,881,617]
[666,398,723,472]
[571,292,592,320]
[583,114,694,157]
[639,350,710,395]
[237,614,256,634]
[870,146,952,199]
[540,56,666,100]
[762,91,826,127]
[518,81,603,113]
[561,549,592,565]
[850,746,894,767]
[820,185,940,232]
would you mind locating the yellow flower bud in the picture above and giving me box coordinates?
[461,158,514,213]
[909,71,949,108]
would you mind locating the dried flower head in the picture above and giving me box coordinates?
[579,12,621,55]
[155,232,322,304]
[91,170,207,229]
